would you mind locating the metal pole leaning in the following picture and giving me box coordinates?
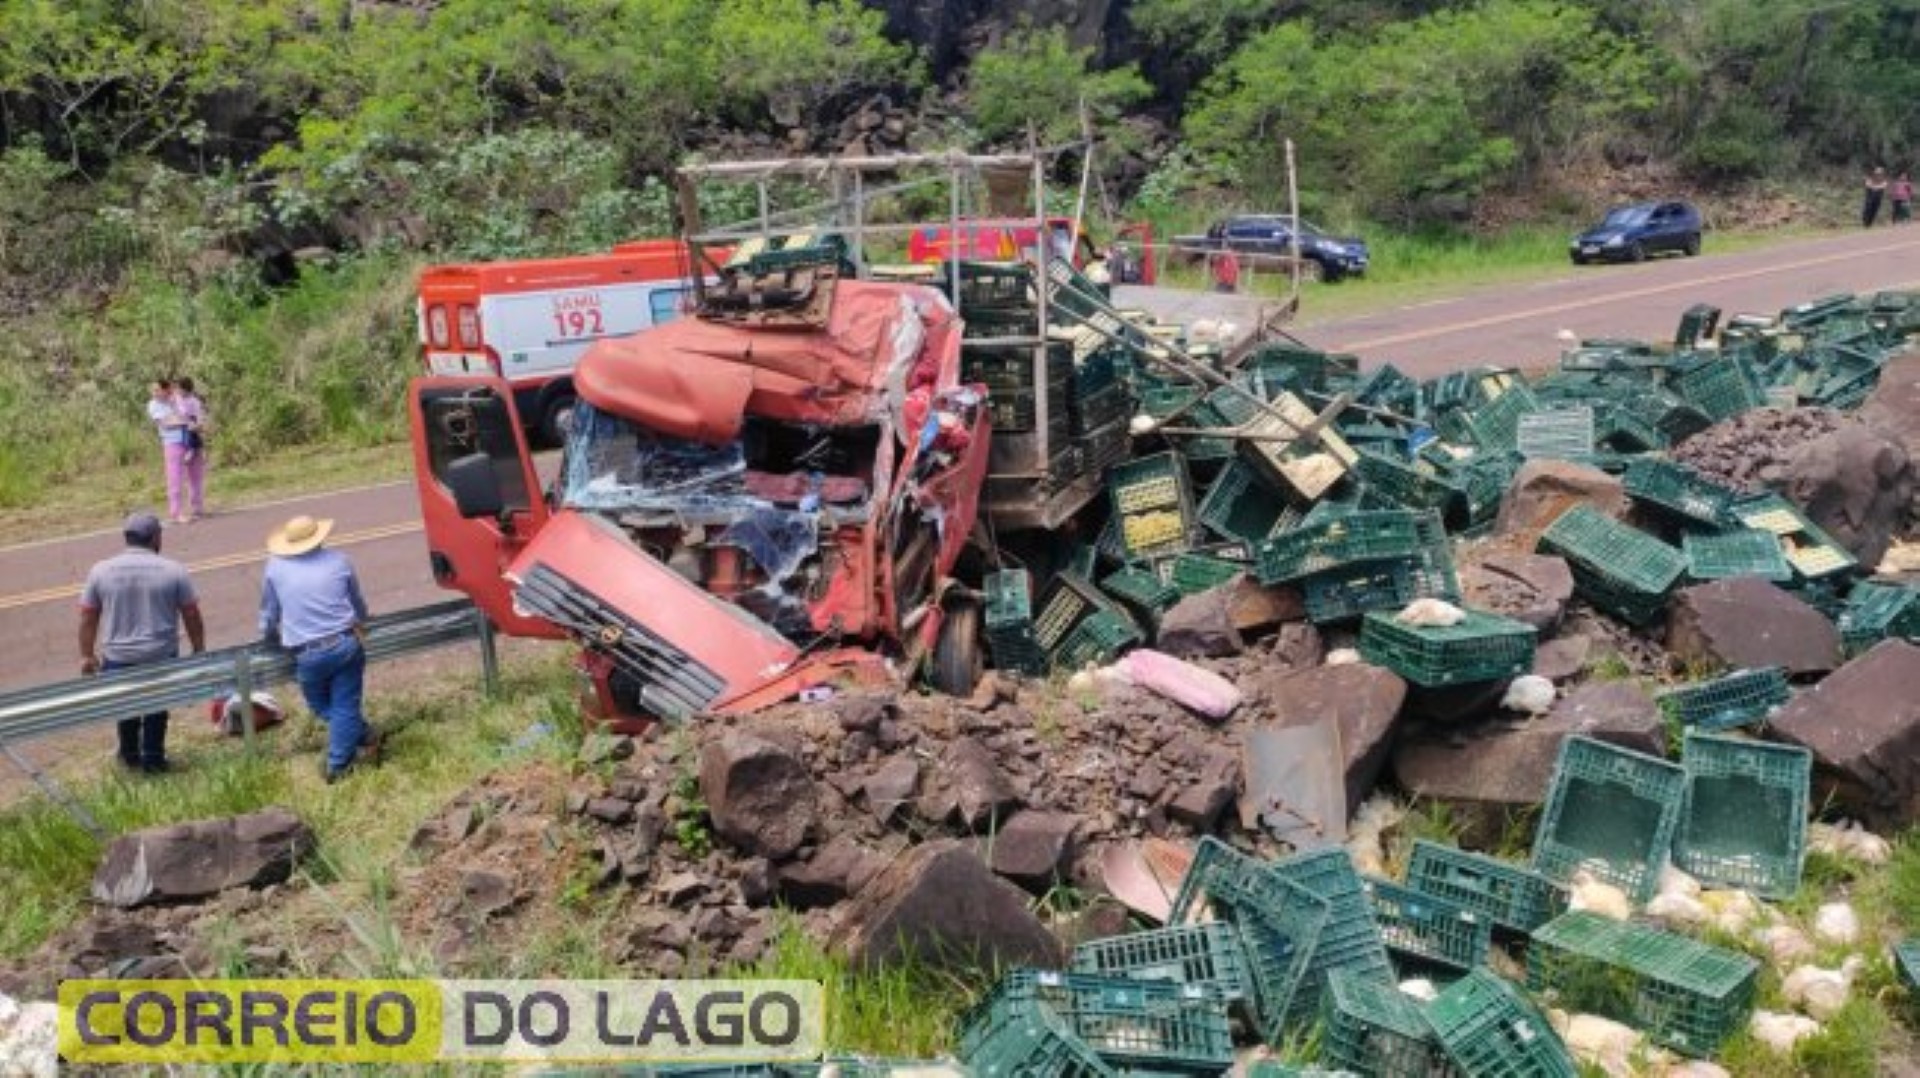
[476,609,500,696]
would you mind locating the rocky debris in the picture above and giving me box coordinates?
[92,807,315,909]
[1225,576,1306,635]
[987,811,1082,891]
[578,733,635,765]
[833,694,895,735]
[1155,587,1245,658]
[1666,578,1841,676]
[1167,780,1236,829]
[1496,460,1630,537]
[829,839,1065,971]
[1266,622,1325,669]
[1859,350,1920,529]
[863,756,921,823]
[923,737,1021,830]
[1462,553,1576,632]
[777,838,887,909]
[583,797,635,825]
[1248,664,1408,812]
[1394,681,1666,844]
[0,992,57,1078]
[1533,635,1592,681]
[1676,409,1914,567]
[1769,641,1920,831]
[699,732,819,859]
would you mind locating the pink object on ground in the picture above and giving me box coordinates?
[162,442,188,520]
[1116,648,1244,720]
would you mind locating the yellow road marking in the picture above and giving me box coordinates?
[1335,236,1920,352]
[0,521,423,611]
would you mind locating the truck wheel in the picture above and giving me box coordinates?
[929,600,984,698]
[538,391,576,448]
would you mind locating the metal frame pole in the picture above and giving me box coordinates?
[476,609,500,696]
[1031,136,1051,469]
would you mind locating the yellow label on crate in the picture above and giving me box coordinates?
[1740,509,1800,535]
[1789,546,1849,574]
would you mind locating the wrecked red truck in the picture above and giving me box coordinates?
[409,267,992,730]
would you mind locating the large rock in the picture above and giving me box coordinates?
[92,808,315,908]
[699,732,819,859]
[776,838,886,909]
[1225,576,1306,635]
[1248,663,1408,812]
[929,737,1022,830]
[830,839,1065,971]
[1461,554,1575,632]
[987,811,1081,891]
[1667,578,1841,676]
[1776,424,1913,569]
[1155,588,1244,659]
[1768,641,1920,831]
[1495,460,1629,538]
[1859,350,1920,531]
[1393,681,1666,845]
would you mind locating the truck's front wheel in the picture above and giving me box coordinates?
[537,390,577,448]
[929,600,984,698]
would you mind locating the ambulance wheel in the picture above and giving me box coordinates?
[930,600,984,698]
[538,390,577,447]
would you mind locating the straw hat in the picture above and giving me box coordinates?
[267,514,335,557]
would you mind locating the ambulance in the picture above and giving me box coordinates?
[416,239,701,443]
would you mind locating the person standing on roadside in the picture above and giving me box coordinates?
[147,379,193,524]
[1210,247,1241,294]
[174,377,209,520]
[259,515,380,783]
[1891,171,1914,225]
[79,512,205,773]
[1863,167,1889,227]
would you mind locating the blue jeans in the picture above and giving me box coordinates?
[294,635,368,771]
[103,657,169,768]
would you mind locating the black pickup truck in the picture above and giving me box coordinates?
[1174,214,1370,282]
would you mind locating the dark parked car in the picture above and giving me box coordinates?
[1175,215,1370,282]
[1570,201,1703,264]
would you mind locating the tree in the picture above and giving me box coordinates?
[966,24,1151,144]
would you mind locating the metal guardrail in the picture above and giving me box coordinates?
[0,599,497,746]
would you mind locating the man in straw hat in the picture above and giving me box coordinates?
[79,511,205,772]
[260,514,379,782]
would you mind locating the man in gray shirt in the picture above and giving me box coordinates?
[79,512,206,772]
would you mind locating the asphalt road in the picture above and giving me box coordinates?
[4,225,1917,694]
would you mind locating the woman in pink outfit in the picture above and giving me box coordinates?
[174,377,209,520]
[147,378,192,522]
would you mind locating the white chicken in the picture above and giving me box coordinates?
[1501,675,1556,715]
[1749,1010,1822,1054]
[1782,956,1866,1021]
[1568,868,1632,921]
[1812,901,1860,946]
[1756,924,1816,968]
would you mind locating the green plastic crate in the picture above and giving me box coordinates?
[958,975,1115,1078]
[1357,608,1538,687]
[1674,732,1811,899]
[1052,609,1142,671]
[1255,511,1427,584]
[1300,517,1460,625]
[1167,838,1335,1044]
[1197,458,1300,544]
[1447,382,1541,449]
[1004,971,1234,1075]
[1098,567,1181,626]
[1673,353,1764,421]
[1033,572,1103,651]
[1682,528,1794,582]
[1107,452,1198,559]
[1069,922,1251,1004]
[983,569,1048,676]
[1321,969,1457,1078]
[1352,450,1467,522]
[1655,667,1790,731]
[1270,847,1397,1025]
[1405,841,1568,936]
[1622,458,1739,530]
[1730,492,1858,582]
[1531,737,1687,904]
[1838,581,1920,657]
[1363,876,1492,973]
[1539,505,1686,625]
[1526,912,1759,1057]
[1139,385,1205,420]
[1426,968,1578,1078]
[1897,941,1920,994]
[1162,552,1247,596]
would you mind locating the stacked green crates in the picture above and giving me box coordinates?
[1357,608,1537,687]
[1363,876,1492,973]
[1531,737,1687,904]
[1837,581,1920,657]
[1161,550,1248,597]
[1426,968,1578,1077]
[956,977,1116,1078]
[1621,459,1738,531]
[1443,381,1540,450]
[1539,505,1687,625]
[1320,969,1457,1078]
[1098,566,1181,629]
[1730,493,1858,583]
[983,569,1048,676]
[1672,353,1764,421]
[1069,922,1252,1004]
[1198,458,1300,544]
[1353,449,1468,524]
[1270,848,1397,1025]
[1655,667,1790,731]
[1255,511,1427,584]
[1527,912,1759,1057]
[1897,941,1920,994]
[1108,452,1198,560]
[1404,841,1569,937]
[1682,529,1793,582]
[1302,512,1461,625]
[1053,610,1142,671]
[1168,837,1335,1044]
[1674,732,1811,899]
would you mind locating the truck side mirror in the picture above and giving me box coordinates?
[445,452,506,520]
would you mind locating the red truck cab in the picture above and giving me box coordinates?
[409,265,990,729]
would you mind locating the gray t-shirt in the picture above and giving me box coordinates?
[80,548,198,663]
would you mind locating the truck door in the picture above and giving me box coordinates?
[408,376,565,638]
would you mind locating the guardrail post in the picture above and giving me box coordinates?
[233,648,257,746]
[476,609,500,697]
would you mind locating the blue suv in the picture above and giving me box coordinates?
[1176,215,1370,282]
[1571,201,1703,264]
